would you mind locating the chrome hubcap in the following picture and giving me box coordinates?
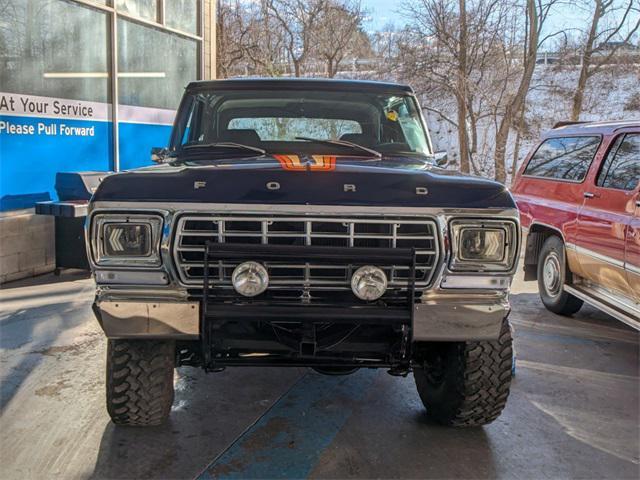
[543,252,562,296]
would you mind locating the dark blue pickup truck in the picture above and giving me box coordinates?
[87,79,519,427]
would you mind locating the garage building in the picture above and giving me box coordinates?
[0,0,216,283]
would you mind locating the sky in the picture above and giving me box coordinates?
[360,0,401,30]
[360,0,639,48]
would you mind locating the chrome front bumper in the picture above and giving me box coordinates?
[413,299,508,341]
[93,300,200,339]
[93,297,508,341]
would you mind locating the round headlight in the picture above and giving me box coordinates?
[351,265,387,301]
[232,261,269,297]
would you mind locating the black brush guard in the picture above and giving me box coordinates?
[200,242,417,371]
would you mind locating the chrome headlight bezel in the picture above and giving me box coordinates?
[91,214,163,267]
[449,219,518,272]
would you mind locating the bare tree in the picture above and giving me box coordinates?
[570,0,640,120]
[217,0,254,78]
[265,0,328,77]
[313,1,368,78]
[457,0,471,173]
[216,0,291,78]
[398,0,511,174]
[217,0,370,79]
[247,2,289,76]
[492,0,561,183]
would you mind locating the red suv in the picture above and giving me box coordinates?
[512,121,639,329]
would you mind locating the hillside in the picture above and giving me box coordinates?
[425,67,640,182]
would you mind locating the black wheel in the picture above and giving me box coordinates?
[106,340,175,426]
[413,317,513,427]
[537,236,583,315]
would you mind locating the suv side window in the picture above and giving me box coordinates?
[523,136,600,181]
[597,134,640,191]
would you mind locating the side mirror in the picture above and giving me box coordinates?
[433,151,448,167]
[151,147,170,164]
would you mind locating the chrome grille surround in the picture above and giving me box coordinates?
[172,214,440,291]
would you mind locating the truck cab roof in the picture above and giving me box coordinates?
[186,78,415,95]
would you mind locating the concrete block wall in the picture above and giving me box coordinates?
[0,210,55,285]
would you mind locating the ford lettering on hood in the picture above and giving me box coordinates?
[93,154,514,209]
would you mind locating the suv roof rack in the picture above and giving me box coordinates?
[552,121,589,129]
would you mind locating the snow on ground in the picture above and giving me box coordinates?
[424,66,640,182]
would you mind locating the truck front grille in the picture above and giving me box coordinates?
[173,214,440,290]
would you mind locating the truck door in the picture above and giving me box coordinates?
[576,133,640,300]
[626,192,640,304]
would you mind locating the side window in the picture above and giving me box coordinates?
[181,108,193,145]
[181,100,204,145]
[597,134,640,191]
[523,136,600,181]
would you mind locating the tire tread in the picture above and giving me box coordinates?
[106,340,175,426]
[415,318,513,427]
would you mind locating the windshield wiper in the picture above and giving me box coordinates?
[295,137,382,159]
[181,142,266,155]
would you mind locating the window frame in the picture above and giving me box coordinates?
[68,0,205,171]
[117,16,200,110]
[170,90,435,156]
[595,133,640,192]
[522,134,603,184]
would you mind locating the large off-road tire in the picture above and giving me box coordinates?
[106,339,175,426]
[413,317,513,427]
[537,235,583,315]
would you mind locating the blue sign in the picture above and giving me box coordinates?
[0,92,175,211]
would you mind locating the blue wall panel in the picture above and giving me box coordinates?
[0,117,173,211]
[0,115,112,210]
[118,122,172,171]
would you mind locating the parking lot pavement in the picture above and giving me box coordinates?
[0,271,638,479]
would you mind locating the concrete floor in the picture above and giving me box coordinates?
[0,271,638,479]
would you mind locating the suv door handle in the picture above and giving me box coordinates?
[584,192,598,199]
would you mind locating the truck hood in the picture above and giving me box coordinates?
[91,154,516,209]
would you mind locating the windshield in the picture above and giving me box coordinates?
[172,89,432,158]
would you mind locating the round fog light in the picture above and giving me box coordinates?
[351,265,388,301]
[232,261,269,297]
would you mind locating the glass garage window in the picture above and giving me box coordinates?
[523,136,601,182]
[115,0,159,22]
[0,0,109,103]
[117,19,198,110]
[166,0,199,34]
